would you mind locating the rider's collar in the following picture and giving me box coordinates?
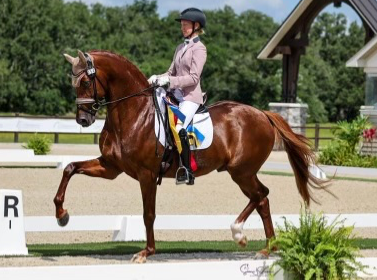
[184,36,200,44]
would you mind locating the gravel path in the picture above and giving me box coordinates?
[0,145,376,266]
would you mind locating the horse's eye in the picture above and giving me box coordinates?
[83,81,91,88]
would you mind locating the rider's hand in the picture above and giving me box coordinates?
[156,76,170,87]
[147,75,158,85]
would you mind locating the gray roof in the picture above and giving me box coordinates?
[258,0,377,60]
[349,0,377,33]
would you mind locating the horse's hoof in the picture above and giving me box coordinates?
[131,253,147,264]
[254,249,269,260]
[57,211,70,227]
[238,235,248,248]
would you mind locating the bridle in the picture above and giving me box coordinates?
[72,53,105,116]
[73,53,157,116]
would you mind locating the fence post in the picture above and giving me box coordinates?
[94,134,99,144]
[314,123,320,151]
[14,113,19,143]
[54,133,59,144]
[14,133,19,143]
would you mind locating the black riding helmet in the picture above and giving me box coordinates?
[175,8,206,38]
[175,8,206,28]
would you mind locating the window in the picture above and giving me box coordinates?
[365,74,377,107]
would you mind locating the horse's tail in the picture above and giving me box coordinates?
[263,111,329,205]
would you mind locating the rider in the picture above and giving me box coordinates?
[148,8,207,185]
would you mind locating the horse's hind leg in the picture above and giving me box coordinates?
[229,173,274,252]
[255,179,276,257]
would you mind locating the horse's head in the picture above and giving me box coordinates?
[64,50,106,127]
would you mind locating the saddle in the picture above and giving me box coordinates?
[164,90,209,114]
[153,88,213,185]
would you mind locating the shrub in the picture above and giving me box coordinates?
[269,207,366,280]
[334,116,371,153]
[23,134,51,155]
[319,116,377,167]
[319,141,377,167]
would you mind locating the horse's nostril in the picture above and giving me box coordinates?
[80,118,88,126]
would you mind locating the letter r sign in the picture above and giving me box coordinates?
[4,195,19,218]
[0,189,28,255]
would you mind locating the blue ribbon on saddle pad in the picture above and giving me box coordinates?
[169,105,186,124]
[163,99,206,152]
[187,125,205,147]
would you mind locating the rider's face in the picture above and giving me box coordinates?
[181,20,199,38]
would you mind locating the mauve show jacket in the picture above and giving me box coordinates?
[158,37,207,104]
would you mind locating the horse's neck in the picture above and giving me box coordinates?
[101,56,155,134]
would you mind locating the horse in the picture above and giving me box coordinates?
[55,50,327,263]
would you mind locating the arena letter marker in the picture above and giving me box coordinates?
[0,189,28,255]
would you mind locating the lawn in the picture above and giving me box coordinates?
[302,123,337,150]
[25,239,377,257]
[0,133,97,144]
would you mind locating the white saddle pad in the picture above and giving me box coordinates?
[154,87,213,150]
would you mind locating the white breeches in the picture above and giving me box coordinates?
[176,100,200,132]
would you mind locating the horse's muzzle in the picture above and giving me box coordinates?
[77,112,95,127]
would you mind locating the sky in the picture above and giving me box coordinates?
[64,0,362,24]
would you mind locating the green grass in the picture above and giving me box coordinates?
[22,239,377,257]
[305,123,337,149]
[0,133,97,144]
[259,171,377,183]
[27,241,266,257]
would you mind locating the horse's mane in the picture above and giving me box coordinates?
[89,50,147,82]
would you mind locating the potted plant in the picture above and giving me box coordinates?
[269,207,367,279]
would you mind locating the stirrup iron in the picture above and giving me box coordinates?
[175,166,190,185]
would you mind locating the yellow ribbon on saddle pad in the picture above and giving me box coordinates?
[167,106,182,154]
[188,132,200,147]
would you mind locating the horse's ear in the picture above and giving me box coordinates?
[77,50,86,67]
[63,54,75,65]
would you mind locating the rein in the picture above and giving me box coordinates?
[98,84,158,108]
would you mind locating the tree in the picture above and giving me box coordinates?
[0,0,367,120]
[302,13,365,121]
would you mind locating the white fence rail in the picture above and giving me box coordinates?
[0,117,104,134]
[24,214,377,242]
[0,149,96,169]
[0,116,105,143]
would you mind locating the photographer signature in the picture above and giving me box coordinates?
[240,262,271,277]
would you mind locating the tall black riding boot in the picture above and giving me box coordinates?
[177,129,195,185]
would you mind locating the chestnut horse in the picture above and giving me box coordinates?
[55,50,326,263]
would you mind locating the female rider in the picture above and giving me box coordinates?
[148,8,207,185]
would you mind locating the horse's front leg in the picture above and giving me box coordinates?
[53,156,121,226]
[131,171,158,264]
